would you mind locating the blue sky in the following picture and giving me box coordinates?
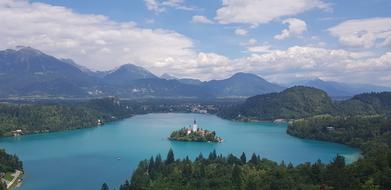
[1,0,391,85]
[29,0,391,56]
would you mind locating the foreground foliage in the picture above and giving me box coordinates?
[108,147,390,190]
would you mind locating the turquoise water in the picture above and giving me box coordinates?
[0,113,360,190]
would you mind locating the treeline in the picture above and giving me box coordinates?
[0,97,234,136]
[288,115,391,154]
[0,149,22,173]
[104,148,390,190]
[218,86,391,120]
[0,97,133,136]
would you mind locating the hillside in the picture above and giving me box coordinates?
[219,86,334,120]
[0,97,132,136]
[219,87,391,121]
[0,47,95,97]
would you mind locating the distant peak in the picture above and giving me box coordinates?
[230,72,262,79]
[15,46,43,54]
[161,73,177,80]
[119,63,144,70]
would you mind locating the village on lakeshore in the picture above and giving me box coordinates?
[169,120,223,143]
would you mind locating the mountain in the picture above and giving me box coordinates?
[0,47,286,98]
[177,78,203,85]
[294,78,391,97]
[103,78,211,98]
[103,64,158,86]
[219,86,334,120]
[0,47,95,97]
[202,73,284,97]
[160,73,177,80]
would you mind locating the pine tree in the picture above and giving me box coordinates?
[232,164,242,189]
[165,149,175,165]
[240,152,246,164]
[148,156,155,170]
[208,150,217,160]
[154,154,163,171]
[249,153,258,165]
[101,183,109,190]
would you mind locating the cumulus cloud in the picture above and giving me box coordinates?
[0,0,390,86]
[191,15,214,24]
[274,18,307,40]
[144,0,164,13]
[234,28,248,36]
[233,46,391,86]
[0,0,228,79]
[328,17,391,48]
[215,0,329,26]
[144,0,197,13]
[247,45,273,53]
[241,38,258,46]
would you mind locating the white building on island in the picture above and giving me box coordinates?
[192,119,198,132]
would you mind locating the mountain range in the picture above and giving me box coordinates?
[288,78,391,98]
[0,47,389,99]
[0,47,283,98]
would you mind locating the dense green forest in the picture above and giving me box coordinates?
[0,149,23,190]
[288,115,391,154]
[218,87,391,121]
[0,149,22,173]
[105,147,390,190]
[0,97,133,136]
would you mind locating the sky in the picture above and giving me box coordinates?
[0,0,390,86]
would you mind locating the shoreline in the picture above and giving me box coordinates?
[4,170,23,190]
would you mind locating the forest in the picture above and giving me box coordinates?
[106,147,390,190]
[218,87,391,121]
[0,97,133,136]
[0,149,23,190]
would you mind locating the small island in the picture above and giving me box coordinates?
[169,120,223,143]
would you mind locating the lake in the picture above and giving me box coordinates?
[0,113,360,190]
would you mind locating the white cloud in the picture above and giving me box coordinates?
[247,45,273,53]
[328,17,391,48]
[1,0,390,86]
[274,18,307,40]
[144,0,197,13]
[0,1,198,72]
[234,28,248,36]
[215,0,329,26]
[191,15,214,24]
[144,0,164,13]
[242,38,258,46]
[233,46,391,86]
